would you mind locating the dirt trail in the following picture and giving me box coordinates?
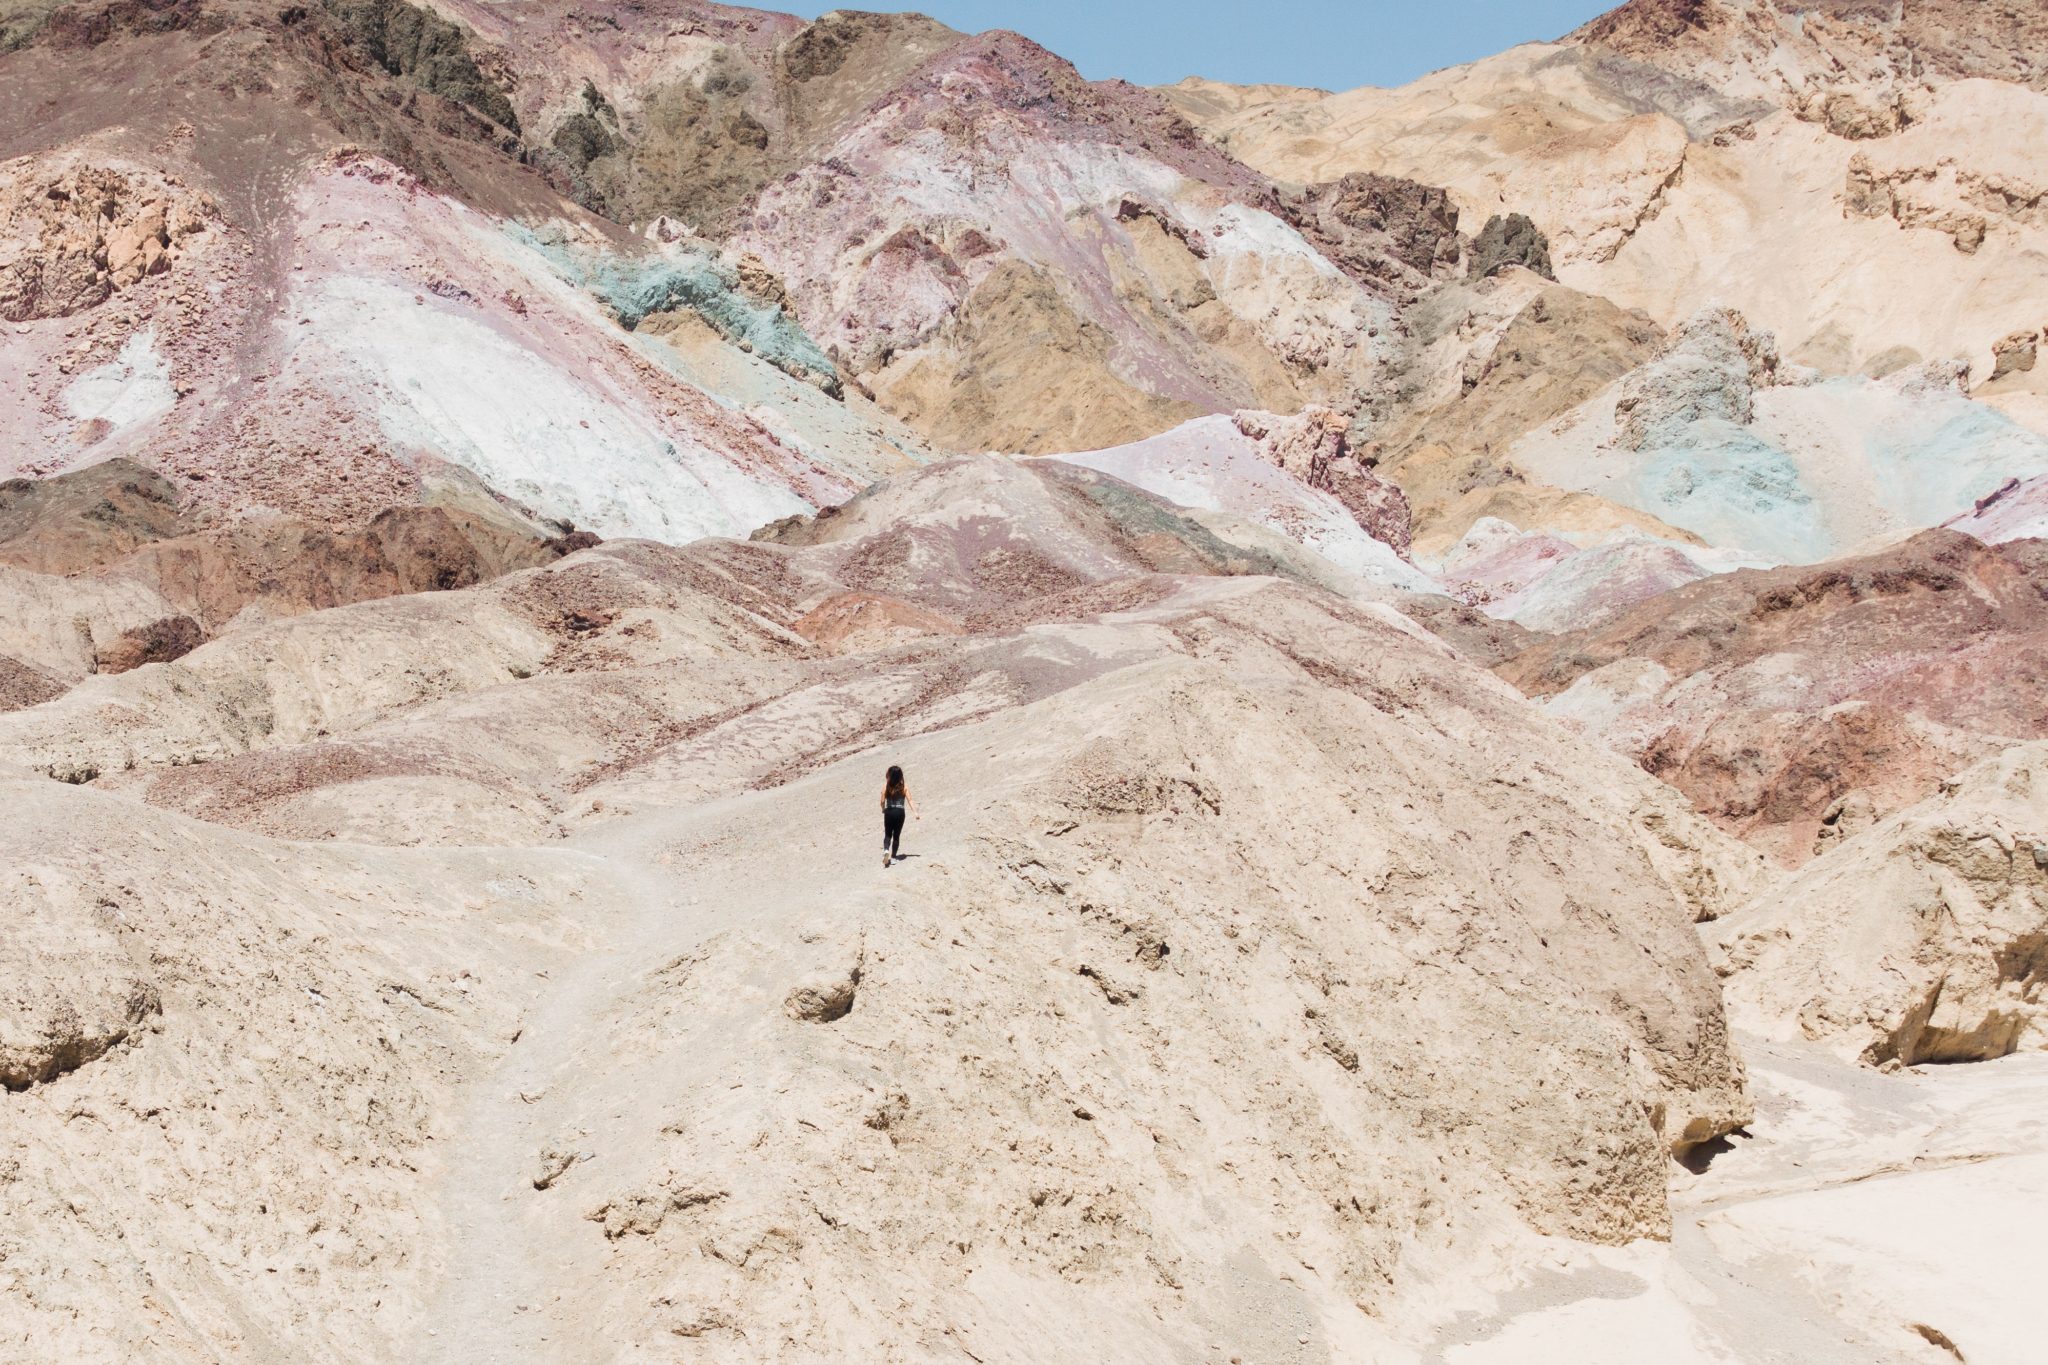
[412,735,968,1362]
[413,849,662,1364]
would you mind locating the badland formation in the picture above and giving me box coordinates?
[2,1,2044,1359]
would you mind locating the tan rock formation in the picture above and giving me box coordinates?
[0,156,214,321]
[1712,742,2048,1067]
[864,261,1206,455]
[1165,18,2048,386]
[0,561,184,685]
[1372,277,1679,552]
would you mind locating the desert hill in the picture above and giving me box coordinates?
[2,0,2046,1360]
[2,456,1770,1359]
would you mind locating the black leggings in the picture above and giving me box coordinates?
[883,806,905,857]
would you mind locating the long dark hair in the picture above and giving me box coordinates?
[884,765,906,800]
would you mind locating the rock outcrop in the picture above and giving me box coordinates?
[0,158,214,321]
[1502,530,2048,863]
[0,461,604,710]
[321,0,522,133]
[1611,306,1780,448]
[1572,0,2048,110]
[1947,471,2048,544]
[0,899,161,1090]
[1040,413,1436,593]
[725,29,1402,454]
[1713,742,2048,1066]
[1231,407,1413,557]
[0,458,189,575]
[1498,306,2048,564]
[1468,213,1554,280]
[1283,170,1465,293]
[1372,277,1673,555]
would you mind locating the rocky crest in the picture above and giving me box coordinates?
[1233,406,1413,556]
[1713,742,2048,1065]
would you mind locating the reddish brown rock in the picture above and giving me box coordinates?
[1502,530,2048,863]
[0,654,64,713]
[1233,408,1414,557]
[0,459,192,576]
[94,613,203,674]
[1280,171,1463,295]
[0,463,594,710]
[791,591,963,655]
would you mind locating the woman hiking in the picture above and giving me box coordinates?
[880,764,917,868]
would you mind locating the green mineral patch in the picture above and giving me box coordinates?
[510,224,842,398]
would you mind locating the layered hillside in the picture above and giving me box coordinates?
[1506,529,2048,863]
[0,0,1468,533]
[1162,0,2048,745]
[1166,0,2048,430]
[4,0,2048,1361]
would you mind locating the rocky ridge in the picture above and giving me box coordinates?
[0,455,1763,1360]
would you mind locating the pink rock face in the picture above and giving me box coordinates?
[1440,525,1582,605]
[1044,412,1436,593]
[1232,408,1413,557]
[1495,540,1713,635]
[722,29,1407,452]
[1,147,881,538]
[1947,474,2048,544]
[1501,529,2048,863]
[1432,517,1712,635]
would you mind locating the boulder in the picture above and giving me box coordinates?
[1468,213,1555,281]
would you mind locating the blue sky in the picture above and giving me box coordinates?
[785,1,1618,92]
